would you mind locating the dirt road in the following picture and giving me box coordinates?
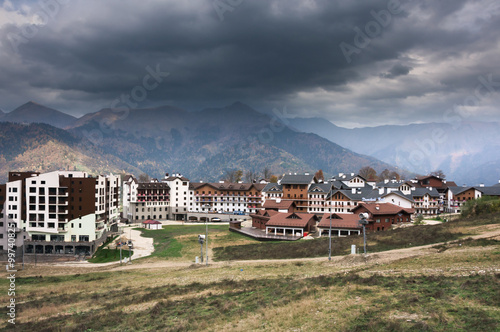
[11,225,500,276]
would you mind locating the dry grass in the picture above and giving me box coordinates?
[0,215,498,331]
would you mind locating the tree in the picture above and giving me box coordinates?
[389,171,401,181]
[245,170,258,183]
[269,175,278,183]
[222,169,243,183]
[430,170,446,179]
[138,173,150,183]
[378,169,392,181]
[358,166,377,181]
[263,167,272,180]
[315,169,324,181]
[235,170,243,182]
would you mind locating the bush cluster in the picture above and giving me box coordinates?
[461,196,500,218]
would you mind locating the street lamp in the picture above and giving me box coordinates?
[358,213,369,254]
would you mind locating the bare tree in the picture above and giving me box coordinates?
[389,171,401,181]
[222,170,243,183]
[430,170,446,179]
[245,170,258,183]
[378,169,392,181]
[359,166,377,181]
[315,169,325,181]
[138,173,150,183]
[263,167,272,180]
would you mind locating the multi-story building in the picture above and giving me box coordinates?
[0,171,120,256]
[189,181,266,214]
[123,173,190,222]
[263,173,380,215]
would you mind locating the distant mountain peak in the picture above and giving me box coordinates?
[2,101,77,129]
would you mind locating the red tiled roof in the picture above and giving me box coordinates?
[266,212,317,228]
[263,200,294,209]
[354,203,414,216]
[190,182,266,191]
[317,213,361,229]
[250,209,279,219]
[142,219,162,224]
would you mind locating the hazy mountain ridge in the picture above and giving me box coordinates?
[288,117,500,185]
[1,101,77,129]
[65,102,398,180]
[0,122,142,183]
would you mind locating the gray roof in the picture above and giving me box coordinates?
[262,183,283,192]
[381,190,415,202]
[411,188,441,198]
[280,174,315,185]
[376,181,406,188]
[448,186,476,195]
[308,183,332,193]
[480,186,500,196]
[334,173,368,182]
[329,188,380,201]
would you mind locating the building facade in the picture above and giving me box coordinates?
[0,171,120,256]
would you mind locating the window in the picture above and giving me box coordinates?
[29,187,36,193]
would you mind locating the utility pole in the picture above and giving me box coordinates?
[328,184,332,261]
[205,205,209,266]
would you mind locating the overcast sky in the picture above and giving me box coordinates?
[0,0,499,127]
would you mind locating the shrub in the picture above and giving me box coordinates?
[461,196,500,218]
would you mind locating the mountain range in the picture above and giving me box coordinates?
[0,102,397,183]
[288,117,500,186]
[1,101,497,185]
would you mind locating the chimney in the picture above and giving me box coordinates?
[384,179,389,184]
[165,173,169,178]
[219,180,224,183]
[351,173,355,176]
[375,204,380,210]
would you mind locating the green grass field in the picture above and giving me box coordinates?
[138,224,258,261]
[87,248,134,263]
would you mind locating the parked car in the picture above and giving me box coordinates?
[212,217,221,222]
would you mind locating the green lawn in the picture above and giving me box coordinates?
[138,225,258,261]
[88,248,134,263]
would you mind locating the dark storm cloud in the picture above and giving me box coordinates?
[379,64,413,79]
[0,0,499,126]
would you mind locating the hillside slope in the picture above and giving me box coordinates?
[0,123,142,182]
